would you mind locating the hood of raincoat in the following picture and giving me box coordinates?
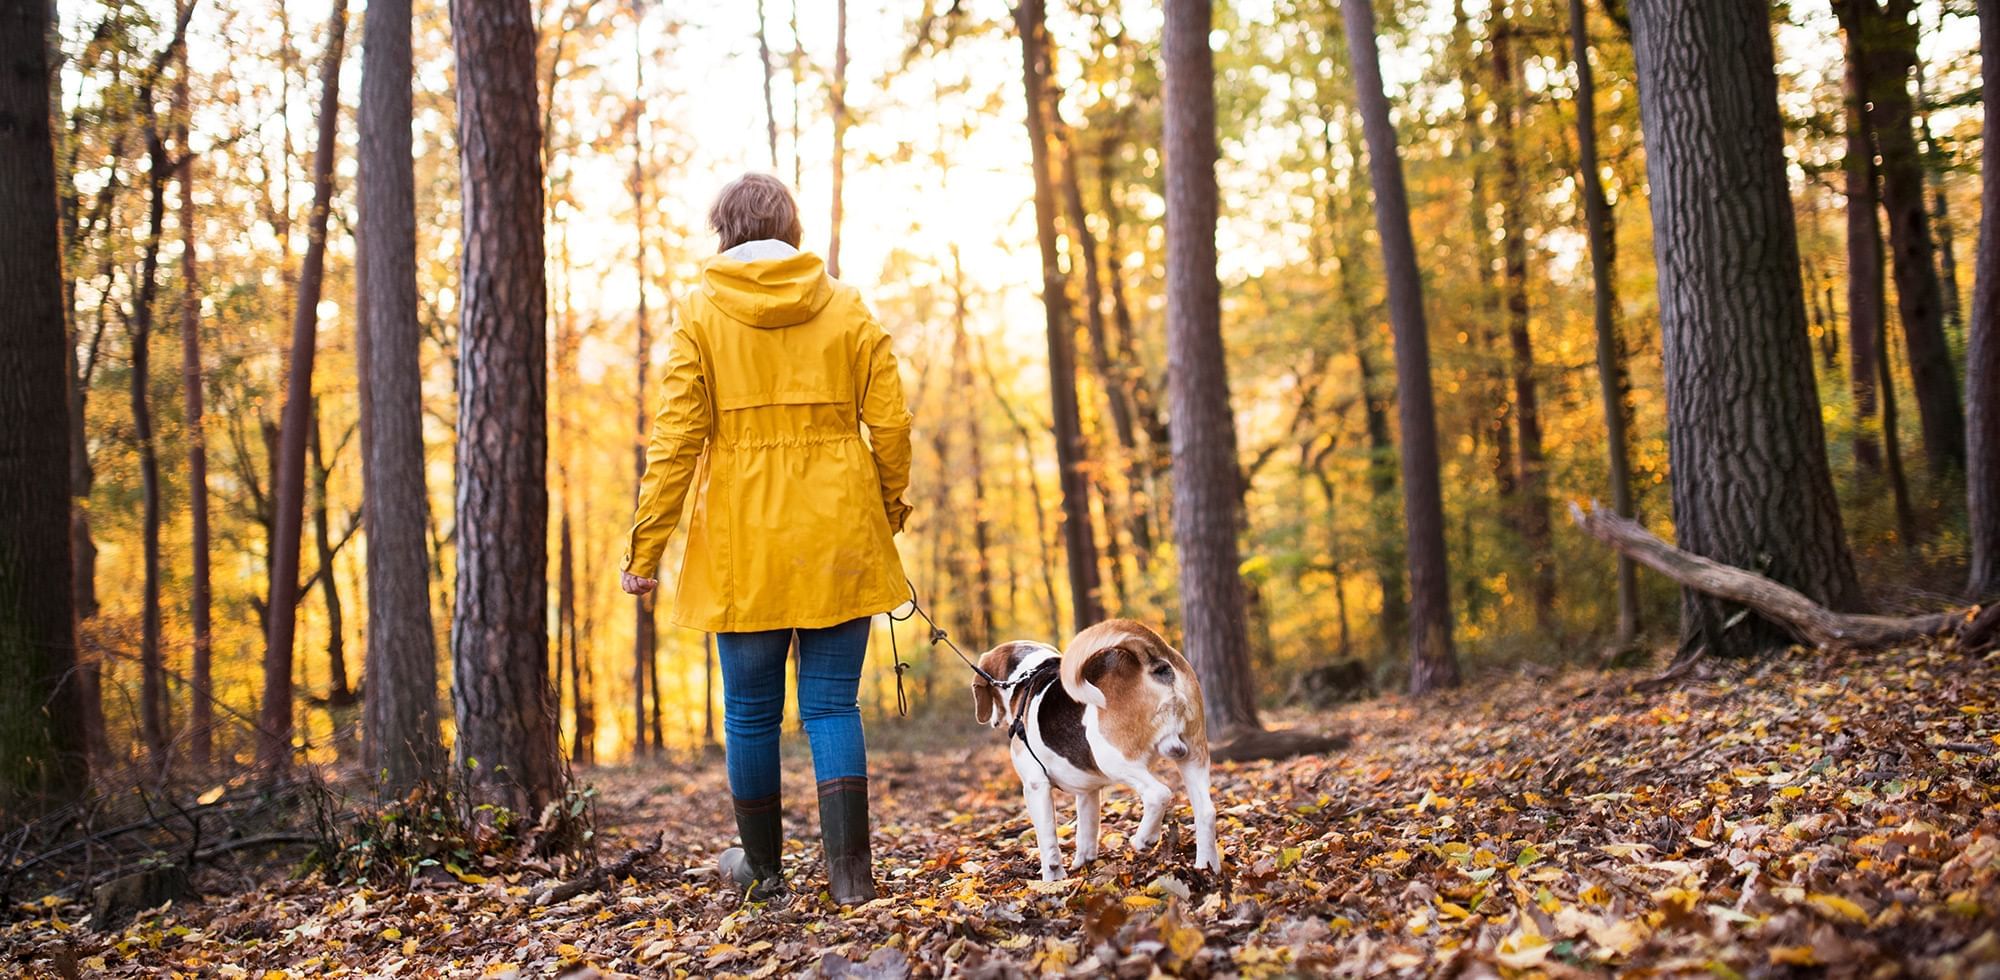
[699,247,835,328]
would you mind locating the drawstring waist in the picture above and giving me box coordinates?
[714,431,863,450]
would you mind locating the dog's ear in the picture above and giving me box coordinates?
[971,644,1023,728]
[971,678,1000,727]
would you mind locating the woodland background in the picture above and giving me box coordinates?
[17,0,1987,776]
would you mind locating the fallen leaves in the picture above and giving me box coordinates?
[5,644,1998,976]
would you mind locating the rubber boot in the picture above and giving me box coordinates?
[817,776,877,906]
[718,793,787,902]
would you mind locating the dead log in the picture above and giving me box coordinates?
[1570,502,1984,651]
[1210,727,1348,764]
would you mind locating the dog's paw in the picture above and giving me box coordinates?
[1129,832,1159,853]
[1068,850,1097,871]
[1040,865,1067,882]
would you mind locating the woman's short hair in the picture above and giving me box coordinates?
[708,173,804,252]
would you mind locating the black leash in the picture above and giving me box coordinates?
[885,580,1056,783]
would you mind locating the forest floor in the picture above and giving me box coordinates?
[7,643,2000,978]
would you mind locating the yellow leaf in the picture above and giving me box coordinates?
[1495,932,1551,969]
[198,785,226,806]
[402,938,418,958]
[1806,893,1869,925]
[1278,846,1303,870]
[1780,786,1805,800]
[380,927,402,941]
[1122,895,1162,910]
[1769,945,1818,966]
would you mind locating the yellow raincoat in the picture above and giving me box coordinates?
[622,248,913,632]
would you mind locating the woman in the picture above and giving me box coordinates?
[620,173,912,906]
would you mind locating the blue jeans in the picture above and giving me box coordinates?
[716,617,871,800]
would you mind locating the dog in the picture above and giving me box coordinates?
[970,619,1220,880]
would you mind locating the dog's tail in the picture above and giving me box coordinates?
[1060,619,1196,712]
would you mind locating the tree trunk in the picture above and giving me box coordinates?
[1163,0,1260,732]
[1341,0,1460,695]
[1969,0,2000,597]
[1628,0,1863,658]
[1053,114,1150,563]
[702,633,716,748]
[981,333,1066,632]
[134,104,172,773]
[1452,0,1517,577]
[948,245,997,649]
[261,0,346,771]
[628,32,657,759]
[1840,0,1964,475]
[1331,233,1408,657]
[827,0,848,277]
[1569,0,1638,644]
[756,0,779,170]
[1097,134,1171,537]
[1844,27,1885,475]
[1489,8,1556,632]
[789,0,802,191]
[308,403,353,705]
[1016,0,1104,631]
[358,0,443,795]
[127,1,197,766]
[560,512,594,764]
[1877,297,1920,544]
[450,0,561,812]
[0,0,89,804]
[174,48,215,769]
[1913,64,1961,342]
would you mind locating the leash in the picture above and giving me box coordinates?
[885,580,1056,783]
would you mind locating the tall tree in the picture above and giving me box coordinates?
[308,402,355,707]
[359,0,443,793]
[261,0,347,770]
[1844,29,1919,542]
[451,0,562,811]
[1568,0,1638,643]
[0,0,89,804]
[1968,0,2000,597]
[628,18,658,759]
[1489,5,1556,631]
[1629,0,1862,658]
[173,38,216,768]
[1341,0,1461,694]
[1163,0,1259,731]
[1844,24,1886,476]
[756,0,779,170]
[1837,0,1964,475]
[828,0,848,277]
[1016,0,1105,630]
[1052,113,1153,565]
[132,54,176,772]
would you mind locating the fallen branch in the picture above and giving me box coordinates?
[531,832,663,906]
[194,833,320,863]
[1210,727,1348,765]
[1570,502,1986,651]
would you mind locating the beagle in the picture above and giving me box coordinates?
[971,619,1220,881]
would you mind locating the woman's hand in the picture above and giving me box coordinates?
[621,571,658,596]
